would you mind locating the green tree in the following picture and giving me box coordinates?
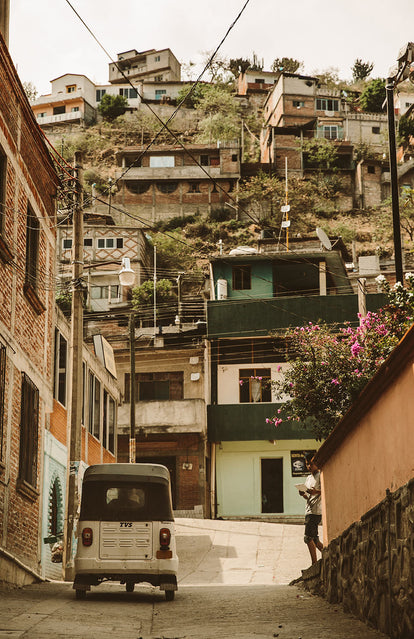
[98,94,128,121]
[271,57,303,74]
[131,279,177,313]
[229,58,252,78]
[400,188,414,241]
[150,232,196,271]
[194,84,241,143]
[313,67,341,88]
[398,114,414,146]
[237,172,323,230]
[197,112,241,143]
[270,273,414,439]
[351,58,374,82]
[195,84,237,115]
[302,138,338,169]
[176,83,210,109]
[359,78,386,113]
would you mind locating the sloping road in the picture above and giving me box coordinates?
[0,519,388,639]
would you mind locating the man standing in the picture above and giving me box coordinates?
[300,452,323,565]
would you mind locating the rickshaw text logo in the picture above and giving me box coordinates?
[120,522,133,527]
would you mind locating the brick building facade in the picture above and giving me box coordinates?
[0,31,60,584]
[41,310,120,580]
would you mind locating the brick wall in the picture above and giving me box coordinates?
[118,432,207,513]
[0,35,60,583]
[49,399,67,446]
[87,432,103,465]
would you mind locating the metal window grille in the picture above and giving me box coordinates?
[25,206,39,289]
[0,343,6,459]
[19,373,39,487]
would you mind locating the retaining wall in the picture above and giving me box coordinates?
[302,478,414,638]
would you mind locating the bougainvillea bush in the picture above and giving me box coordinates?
[270,273,414,439]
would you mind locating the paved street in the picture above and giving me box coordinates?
[0,519,388,639]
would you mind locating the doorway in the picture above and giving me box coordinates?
[261,458,283,513]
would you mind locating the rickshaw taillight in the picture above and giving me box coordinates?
[159,528,171,549]
[82,527,93,547]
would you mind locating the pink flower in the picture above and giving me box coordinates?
[277,365,282,372]
[331,378,339,385]
[351,341,362,356]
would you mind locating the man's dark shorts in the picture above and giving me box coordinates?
[304,514,322,544]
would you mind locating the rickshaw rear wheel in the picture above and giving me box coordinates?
[165,589,175,601]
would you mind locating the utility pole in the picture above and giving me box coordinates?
[153,245,157,334]
[386,78,404,284]
[129,313,136,463]
[63,152,84,581]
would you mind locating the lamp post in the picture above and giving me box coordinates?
[63,246,136,579]
[118,257,137,463]
[386,42,414,284]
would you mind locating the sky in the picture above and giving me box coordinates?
[7,0,414,96]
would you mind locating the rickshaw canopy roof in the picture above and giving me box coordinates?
[82,463,171,484]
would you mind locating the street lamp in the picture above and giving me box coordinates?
[118,257,135,287]
[386,42,414,284]
[64,233,136,578]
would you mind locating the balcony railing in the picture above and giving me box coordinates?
[118,398,207,435]
[36,111,83,125]
[207,293,387,339]
[208,403,310,441]
[116,165,235,180]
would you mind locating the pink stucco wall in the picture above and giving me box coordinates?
[319,358,414,543]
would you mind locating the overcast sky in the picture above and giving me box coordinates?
[8,0,414,95]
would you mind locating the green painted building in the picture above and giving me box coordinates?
[207,243,385,519]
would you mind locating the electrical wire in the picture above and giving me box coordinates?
[63,0,255,223]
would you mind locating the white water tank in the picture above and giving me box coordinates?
[217,279,228,300]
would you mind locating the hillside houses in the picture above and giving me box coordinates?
[4,18,414,605]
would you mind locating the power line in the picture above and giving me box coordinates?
[63,0,256,223]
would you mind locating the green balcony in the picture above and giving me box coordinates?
[207,293,386,339]
[208,403,311,441]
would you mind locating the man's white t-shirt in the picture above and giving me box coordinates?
[305,471,322,516]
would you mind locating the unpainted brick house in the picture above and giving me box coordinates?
[111,143,241,224]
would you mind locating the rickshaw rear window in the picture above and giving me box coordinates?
[80,481,174,521]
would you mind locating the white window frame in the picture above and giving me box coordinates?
[149,156,175,168]
[96,237,124,249]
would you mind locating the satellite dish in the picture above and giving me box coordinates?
[316,227,332,251]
